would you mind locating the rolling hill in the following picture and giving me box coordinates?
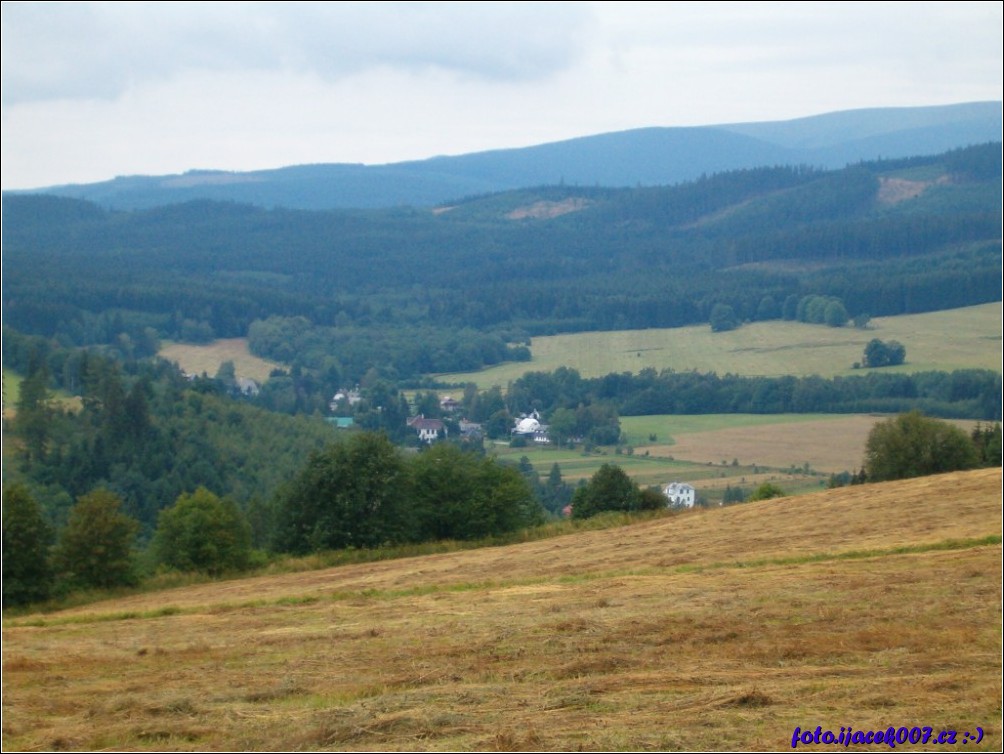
[4,144,1000,355]
[3,468,1000,751]
[6,101,1000,210]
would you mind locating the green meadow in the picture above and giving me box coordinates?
[488,412,852,497]
[439,302,1002,389]
[3,367,81,416]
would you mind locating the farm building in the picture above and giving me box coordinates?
[663,482,696,508]
[512,411,550,444]
[407,415,447,443]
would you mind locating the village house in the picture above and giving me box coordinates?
[407,415,447,443]
[458,418,483,439]
[439,396,460,412]
[329,388,362,413]
[235,377,260,397]
[663,482,696,508]
[511,410,550,444]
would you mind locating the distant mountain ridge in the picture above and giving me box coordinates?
[8,101,1000,210]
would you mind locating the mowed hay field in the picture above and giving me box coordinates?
[439,302,1002,388]
[3,468,1001,752]
[620,414,984,473]
[158,339,282,382]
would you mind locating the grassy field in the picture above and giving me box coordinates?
[490,442,825,501]
[3,467,999,751]
[494,414,985,500]
[2,367,82,419]
[439,302,1002,389]
[158,338,282,383]
[619,413,985,474]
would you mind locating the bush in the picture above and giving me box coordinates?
[748,482,785,501]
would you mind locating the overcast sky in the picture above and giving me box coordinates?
[2,1,1001,189]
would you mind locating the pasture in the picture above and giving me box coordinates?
[3,468,1000,751]
[438,302,1002,389]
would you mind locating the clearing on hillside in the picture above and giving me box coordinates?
[158,338,282,383]
[3,468,1000,751]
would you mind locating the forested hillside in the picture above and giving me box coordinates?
[3,144,1000,389]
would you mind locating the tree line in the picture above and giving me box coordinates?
[3,433,546,608]
[496,366,1001,422]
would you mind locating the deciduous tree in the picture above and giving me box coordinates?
[153,487,252,575]
[53,488,140,589]
[2,484,54,606]
[571,463,641,519]
[273,433,406,554]
[409,443,542,541]
[863,338,906,368]
[864,411,979,481]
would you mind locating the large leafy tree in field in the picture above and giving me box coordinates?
[273,432,406,554]
[571,463,643,519]
[2,484,54,606]
[153,487,252,575]
[53,488,140,589]
[408,443,543,541]
[863,338,906,368]
[864,411,979,482]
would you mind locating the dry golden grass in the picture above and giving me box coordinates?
[3,468,1001,751]
[158,339,282,383]
[647,415,983,473]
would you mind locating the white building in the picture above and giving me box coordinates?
[512,411,550,444]
[663,482,696,509]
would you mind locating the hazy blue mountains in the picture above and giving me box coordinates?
[9,101,999,210]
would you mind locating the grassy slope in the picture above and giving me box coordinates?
[158,338,282,383]
[3,468,1000,751]
[440,302,1002,388]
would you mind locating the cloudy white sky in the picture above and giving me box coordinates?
[2,1,1001,189]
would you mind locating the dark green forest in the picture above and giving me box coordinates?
[3,144,1000,387]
